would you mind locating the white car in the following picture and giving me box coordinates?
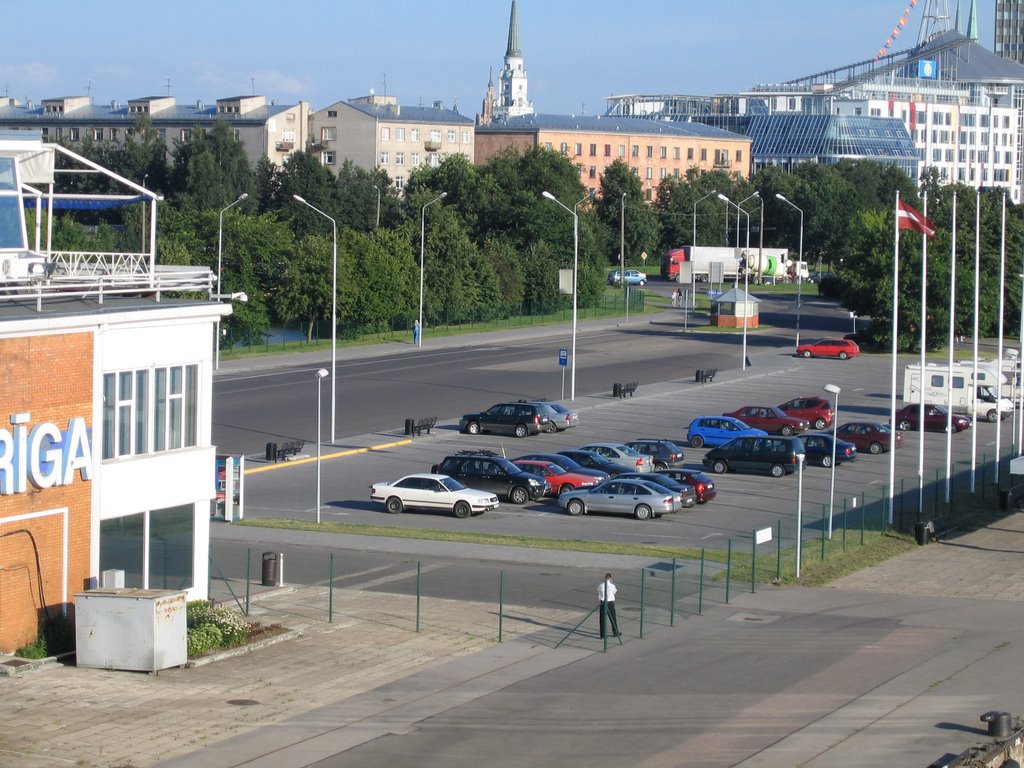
[369,473,499,518]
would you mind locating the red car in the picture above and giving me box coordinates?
[778,396,835,430]
[835,421,903,454]
[723,405,809,436]
[892,404,971,433]
[796,338,860,359]
[655,468,718,504]
[513,460,600,496]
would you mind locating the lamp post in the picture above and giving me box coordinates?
[542,190,591,401]
[620,192,627,323]
[776,194,805,348]
[718,194,751,369]
[418,192,447,347]
[215,193,248,371]
[314,368,328,524]
[824,383,841,539]
[375,187,381,229]
[691,190,718,324]
[293,195,338,443]
[738,192,759,372]
[795,451,806,578]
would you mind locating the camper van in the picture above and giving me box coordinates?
[903,363,1013,422]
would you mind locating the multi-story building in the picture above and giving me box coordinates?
[995,0,1024,64]
[475,114,751,200]
[309,94,474,191]
[0,134,228,652]
[0,94,309,168]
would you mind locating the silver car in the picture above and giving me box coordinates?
[558,478,677,520]
[579,442,654,472]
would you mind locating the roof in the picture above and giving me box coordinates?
[917,30,1024,84]
[342,101,473,125]
[0,99,299,125]
[712,288,761,304]
[477,113,747,140]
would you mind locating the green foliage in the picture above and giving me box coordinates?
[185,600,249,656]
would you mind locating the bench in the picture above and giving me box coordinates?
[617,381,638,399]
[412,416,437,436]
[274,439,304,462]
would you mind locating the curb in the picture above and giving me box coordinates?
[184,628,304,668]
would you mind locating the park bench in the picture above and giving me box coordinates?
[413,416,437,436]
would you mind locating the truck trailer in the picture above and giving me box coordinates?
[661,246,793,283]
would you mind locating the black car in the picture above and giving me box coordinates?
[616,472,696,508]
[459,402,551,438]
[557,449,628,477]
[702,436,803,478]
[431,451,549,503]
[625,439,686,470]
[513,452,609,480]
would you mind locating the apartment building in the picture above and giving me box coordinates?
[310,95,475,191]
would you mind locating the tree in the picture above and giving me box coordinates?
[167,121,253,211]
[596,160,659,267]
[275,233,334,341]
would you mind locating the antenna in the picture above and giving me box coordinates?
[251,77,255,96]
[86,79,92,97]
[165,78,171,97]
[383,73,387,96]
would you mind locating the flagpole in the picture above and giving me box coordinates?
[888,191,900,526]
[918,192,927,518]
[996,193,1006,484]
[971,193,980,492]
[945,192,956,503]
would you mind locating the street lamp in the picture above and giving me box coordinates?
[738,192,759,372]
[691,189,718,327]
[718,194,751,370]
[418,192,447,347]
[314,368,328,524]
[776,194,805,348]
[293,195,338,443]
[542,190,591,401]
[215,192,248,371]
[620,192,627,323]
[824,383,841,539]
[795,451,806,578]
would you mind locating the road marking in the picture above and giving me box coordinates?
[245,439,413,474]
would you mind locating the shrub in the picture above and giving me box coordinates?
[187,624,223,656]
[185,600,250,654]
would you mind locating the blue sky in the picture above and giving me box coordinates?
[2,1,994,116]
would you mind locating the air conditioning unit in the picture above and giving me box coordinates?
[0,252,49,281]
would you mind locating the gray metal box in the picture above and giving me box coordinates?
[75,588,187,672]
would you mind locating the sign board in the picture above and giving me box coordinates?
[558,268,574,295]
[213,454,246,522]
[755,527,773,545]
[0,412,94,495]
[559,348,568,367]
[640,251,649,262]
[709,261,725,284]
[677,262,693,284]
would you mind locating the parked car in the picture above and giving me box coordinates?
[616,471,696,508]
[557,449,629,476]
[795,338,860,359]
[655,468,718,504]
[558,478,678,520]
[514,452,609,480]
[778,396,835,430]
[893,404,971,432]
[369,473,499,518]
[798,433,858,467]
[607,269,647,286]
[723,406,809,436]
[459,402,551,438]
[835,421,903,454]
[579,442,654,472]
[431,451,549,503]
[686,416,767,448]
[702,436,804,477]
[518,400,579,431]
[625,439,686,470]
[512,459,601,496]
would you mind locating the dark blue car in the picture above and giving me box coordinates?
[798,433,858,468]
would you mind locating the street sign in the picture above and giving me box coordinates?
[640,250,649,262]
[559,348,568,367]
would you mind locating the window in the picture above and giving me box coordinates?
[560,142,569,154]
[92,128,104,141]
[395,176,405,190]
[700,148,707,161]
[604,144,611,156]
[447,130,456,144]
[180,129,191,142]
[589,166,597,179]
[646,146,653,158]
[659,167,667,179]
[411,152,421,166]
[395,152,404,166]
[673,147,680,160]
[102,365,198,460]
[631,145,639,157]
[462,130,471,144]
[430,130,442,142]
[687,147,694,161]
[100,505,195,591]
[321,126,336,142]
[379,151,389,165]
[110,128,119,141]
[327,110,338,117]
[69,127,80,141]
[659,147,667,159]
[411,129,420,141]
[396,127,405,141]
[589,144,597,156]
[618,145,625,157]
[735,149,742,162]
[322,151,335,165]
[380,127,391,141]
[645,167,653,179]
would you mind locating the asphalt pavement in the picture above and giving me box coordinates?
[4,301,1024,768]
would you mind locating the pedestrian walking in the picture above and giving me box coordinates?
[412,319,421,345]
[671,288,680,308]
[598,573,620,639]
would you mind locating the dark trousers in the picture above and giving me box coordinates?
[599,600,619,638]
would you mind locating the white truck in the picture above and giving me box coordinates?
[903,362,1014,422]
[661,246,791,283]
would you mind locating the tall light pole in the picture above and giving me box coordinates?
[717,194,742,290]
[375,187,382,229]
[795,451,806,578]
[692,189,718,319]
[314,368,328,524]
[542,190,591,401]
[738,192,759,371]
[419,192,447,347]
[775,194,804,348]
[216,192,248,371]
[620,192,627,323]
[293,195,338,443]
[824,383,841,539]
[718,194,751,369]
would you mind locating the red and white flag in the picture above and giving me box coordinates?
[897,200,936,237]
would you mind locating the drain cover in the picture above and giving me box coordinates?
[3,659,31,667]
[227,699,259,706]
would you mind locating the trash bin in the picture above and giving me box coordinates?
[913,521,931,546]
[612,383,622,398]
[404,418,415,436]
[695,369,705,383]
[261,552,279,586]
[981,711,1013,739]
[265,442,277,462]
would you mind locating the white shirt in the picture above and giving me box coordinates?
[598,580,617,602]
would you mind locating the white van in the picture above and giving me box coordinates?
[903,363,1013,422]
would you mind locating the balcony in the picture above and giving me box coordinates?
[275,141,295,152]
[424,141,441,152]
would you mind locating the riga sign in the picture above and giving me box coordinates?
[0,413,94,495]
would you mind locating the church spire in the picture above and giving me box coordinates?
[965,0,978,40]
[506,0,521,57]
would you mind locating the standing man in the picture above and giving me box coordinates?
[598,573,620,639]
[412,319,421,345]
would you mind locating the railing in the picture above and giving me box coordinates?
[48,251,149,276]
